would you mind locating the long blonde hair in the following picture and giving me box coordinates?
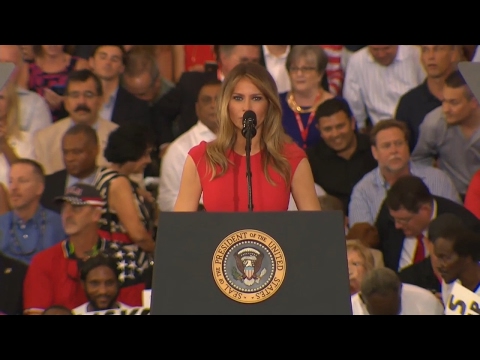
[0,81,22,141]
[205,62,291,186]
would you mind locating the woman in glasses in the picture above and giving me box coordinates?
[280,45,334,150]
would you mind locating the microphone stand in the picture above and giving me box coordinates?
[245,123,254,212]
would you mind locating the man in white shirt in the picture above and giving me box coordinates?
[261,45,291,94]
[351,267,443,315]
[343,45,425,132]
[427,213,480,307]
[72,254,132,315]
[158,79,221,211]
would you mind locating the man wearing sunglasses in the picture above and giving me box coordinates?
[23,183,143,315]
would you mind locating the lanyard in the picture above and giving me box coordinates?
[293,94,321,149]
[9,209,47,256]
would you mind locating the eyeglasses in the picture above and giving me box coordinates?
[389,214,415,225]
[289,66,317,74]
[65,91,98,99]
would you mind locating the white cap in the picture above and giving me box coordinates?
[0,62,15,90]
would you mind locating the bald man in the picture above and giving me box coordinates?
[0,45,52,135]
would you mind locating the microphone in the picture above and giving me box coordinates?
[242,110,257,138]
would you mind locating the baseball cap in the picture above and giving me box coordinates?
[54,183,105,207]
[0,62,15,90]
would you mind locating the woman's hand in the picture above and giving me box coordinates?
[137,188,155,204]
[43,88,64,110]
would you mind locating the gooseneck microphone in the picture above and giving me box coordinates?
[242,110,257,212]
[242,110,257,138]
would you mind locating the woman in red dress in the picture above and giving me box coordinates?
[173,62,321,212]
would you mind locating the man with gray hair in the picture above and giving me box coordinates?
[350,267,444,315]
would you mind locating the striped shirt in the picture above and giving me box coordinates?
[411,106,480,196]
[348,161,461,226]
[95,168,152,242]
[320,45,344,96]
[343,45,426,130]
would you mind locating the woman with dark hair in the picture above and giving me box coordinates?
[95,124,156,261]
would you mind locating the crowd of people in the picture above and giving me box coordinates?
[1,44,480,315]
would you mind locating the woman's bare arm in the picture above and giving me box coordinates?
[108,176,155,253]
[173,155,202,212]
[172,45,186,83]
[291,158,322,211]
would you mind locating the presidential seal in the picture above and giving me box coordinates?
[212,229,286,304]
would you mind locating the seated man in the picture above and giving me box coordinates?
[351,267,444,315]
[0,159,65,265]
[33,69,118,175]
[41,124,100,213]
[72,254,132,314]
[349,119,460,227]
[157,79,220,211]
[411,70,480,199]
[375,175,480,272]
[307,98,377,216]
[23,183,143,315]
[428,213,480,306]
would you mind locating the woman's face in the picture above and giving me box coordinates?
[347,249,368,295]
[288,55,322,94]
[41,45,64,56]
[19,45,34,61]
[129,147,153,174]
[227,77,268,134]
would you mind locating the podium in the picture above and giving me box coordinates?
[151,211,352,315]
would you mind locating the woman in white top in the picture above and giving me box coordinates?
[0,81,35,187]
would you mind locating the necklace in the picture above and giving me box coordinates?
[287,91,324,114]
[8,209,47,256]
[287,92,322,149]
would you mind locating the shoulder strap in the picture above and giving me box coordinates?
[102,171,125,239]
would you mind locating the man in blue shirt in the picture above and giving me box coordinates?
[0,159,65,264]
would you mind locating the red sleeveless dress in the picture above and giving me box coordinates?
[188,141,306,212]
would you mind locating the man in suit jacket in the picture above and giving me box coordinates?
[41,124,100,213]
[153,45,262,140]
[375,175,480,272]
[34,69,118,175]
[88,45,152,129]
[0,250,28,315]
